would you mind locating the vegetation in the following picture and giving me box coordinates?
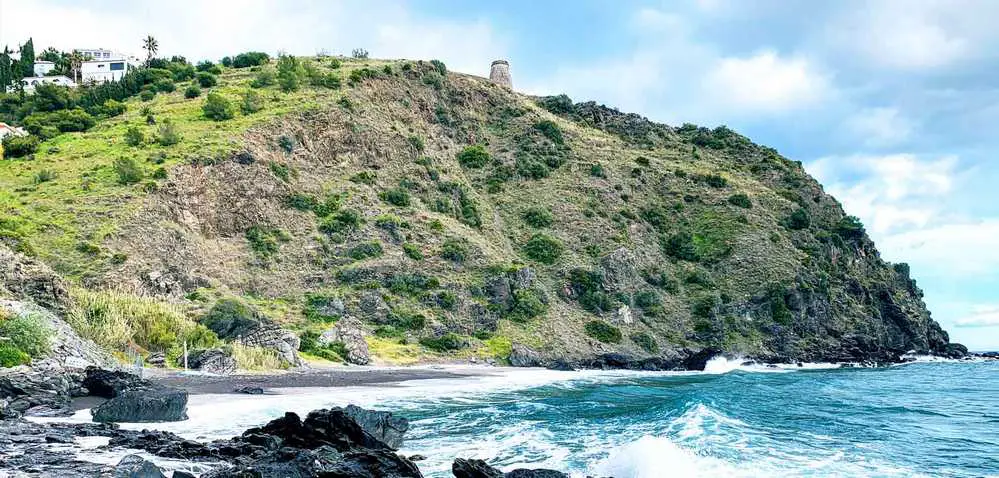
[522,206,555,228]
[202,92,235,120]
[585,320,622,343]
[457,145,490,168]
[0,312,51,365]
[523,233,564,264]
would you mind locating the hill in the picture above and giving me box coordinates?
[0,54,963,369]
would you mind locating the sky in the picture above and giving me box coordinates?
[2,0,998,350]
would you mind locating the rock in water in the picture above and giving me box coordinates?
[83,367,147,398]
[92,387,189,423]
[113,454,166,478]
[234,386,264,394]
[453,458,569,478]
[342,404,408,449]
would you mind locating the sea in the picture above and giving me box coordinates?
[54,357,999,477]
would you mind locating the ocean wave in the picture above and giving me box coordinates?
[592,435,739,478]
[702,356,843,374]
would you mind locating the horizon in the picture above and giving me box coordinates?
[2,0,997,350]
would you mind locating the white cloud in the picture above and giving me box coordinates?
[880,220,999,275]
[954,305,999,328]
[843,107,915,147]
[706,51,830,114]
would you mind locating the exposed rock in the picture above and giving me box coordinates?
[186,348,237,375]
[234,386,264,395]
[612,305,633,325]
[453,458,570,478]
[92,387,189,423]
[0,363,85,418]
[144,352,166,367]
[342,404,408,450]
[236,323,304,367]
[113,454,166,478]
[508,344,542,368]
[0,300,117,370]
[83,367,147,398]
[357,290,391,323]
[320,317,371,365]
[599,248,639,292]
[942,343,969,359]
[0,246,71,315]
[682,347,721,371]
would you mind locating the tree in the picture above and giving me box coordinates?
[68,50,84,83]
[0,47,13,90]
[19,38,35,77]
[142,35,159,66]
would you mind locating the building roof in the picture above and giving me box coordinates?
[34,60,55,64]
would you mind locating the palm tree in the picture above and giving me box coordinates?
[68,51,84,83]
[142,35,158,65]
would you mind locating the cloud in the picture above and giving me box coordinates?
[843,107,915,148]
[705,51,831,114]
[880,220,999,275]
[954,305,999,328]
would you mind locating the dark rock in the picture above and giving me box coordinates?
[172,472,197,478]
[453,458,503,478]
[113,454,166,478]
[682,347,721,371]
[509,344,542,368]
[0,245,71,315]
[942,343,968,359]
[92,387,189,423]
[234,386,264,394]
[0,363,83,418]
[145,352,166,367]
[342,404,409,450]
[187,348,237,375]
[83,367,147,398]
[409,454,427,461]
[506,469,570,478]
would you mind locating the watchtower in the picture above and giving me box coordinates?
[489,60,512,89]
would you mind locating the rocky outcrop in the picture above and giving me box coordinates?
[342,404,408,449]
[0,300,117,370]
[508,344,542,368]
[320,317,371,365]
[0,363,86,418]
[452,458,568,478]
[84,367,189,423]
[0,246,71,315]
[113,454,166,478]
[185,348,237,375]
[235,323,304,367]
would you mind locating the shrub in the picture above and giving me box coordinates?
[420,333,466,352]
[407,135,425,153]
[329,58,342,69]
[509,289,547,321]
[299,330,346,362]
[690,294,718,319]
[196,72,217,87]
[154,79,176,92]
[350,171,376,185]
[151,167,167,180]
[457,145,490,168]
[231,51,270,68]
[23,109,96,134]
[196,60,221,74]
[522,206,555,228]
[589,163,606,178]
[697,173,728,188]
[351,48,369,59]
[785,209,811,230]
[585,320,622,343]
[662,232,699,262]
[403,242,424,260]
[140,90,156,101]
[440,238,469,263]
[631,332,659,354]
[33,169,57,184]
[101,99,127,117]
[284,193,317,211]
[124,126,144,147]
[835,215,866,240]
[728,193,752,209]
[348,241,383,260]
[251,67,277,88]
[383,273,440,295]
[312,193,344,217]
[429,59,447,75]
[277,54,303,92]
[534,120,564,145]
[381,187,411,207]
[203,92,235,121]
[245,225,290,259]
[633,290,660,310]
[240,89,264,114]
[184,85,201,98]
[3,135,40,158]
[319,209,363,236]
[537,94,574,115]
[523,233,564,264]
[201,298,263,340]
[0,346,31,367]
[156,119,181,146]
[113,157,143,185]
[569,268,615,314]
[0,312,51,357]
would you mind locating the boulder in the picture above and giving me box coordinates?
[186,348,237,375]
[320,317,371,365]
[0,363,84,418]
[682,347,721,371]
[942,343,968,359]
[599,248,639,292]
[234,386,264,395]
[83,367,147,398]
[237,323,304,367]
[357,290,391,323]
[508,344,542,368]
[342,404,408,450]
[452,459,568,478]
[144,352,166,367]
[92,387,189,423]
[113,454,166,478]
[0,246,71,315]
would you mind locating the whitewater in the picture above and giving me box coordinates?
[43,359,999,477]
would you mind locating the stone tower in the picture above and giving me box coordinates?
[489,60,512,88]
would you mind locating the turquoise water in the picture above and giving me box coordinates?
[395,361,999,477]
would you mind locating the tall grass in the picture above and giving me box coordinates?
[229,343,285,370]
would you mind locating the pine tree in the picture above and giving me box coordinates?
[19,38,35,77]
[0,48,11,90]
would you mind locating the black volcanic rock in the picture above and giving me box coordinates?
[92,387,189,423]
[453,458,569,478]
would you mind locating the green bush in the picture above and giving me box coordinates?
[231,51,270,68]
[429,59,447,75]
[196,72,217,87]
[299,330,346,362]
[196,60,221,74]
[435,291,458,310]
[569,268,615,314]
[350,171,376,185]
[113,157,143,185]
[184,85,201,98]
[662,232,699,262]
[835,215,865,240]
[101,99,127,117]
[697,173,728,188]
[33,169,57,184]
[140,90,155,101]
[151,167,167,180]
[348,241,383,260]
[534,120,564,145]
[284,193,317,211]
[509,289,547,321]
[403,242,424,260]
[420,333,467,352]
[383,273,439,295]
[154,79,176,93]
[124,126,144,146]
[203,92,235,121]
[319,209,363,236]
[784,209,811,230]
[240,89,264,114]
[3,135,40,158]
[590,163,607,178]
[728,193,752,208]
[387,308,427,330]
[522,206,555,228]
[201,298,262,340]
[329,58,342,69]
[245,225,289,259]
[631,332,659,354]
[0,312,51,358]
[440,238,469,263]
[381,187,411,207]
[157,119,181,146]
[23,109,96,135]
[523,233,564,264]
[457,145,490,168]
[251,67,277,88]
[584,320,622,344]
[0,345,30,367]
[277,54,303,92]
[690,294,718,319]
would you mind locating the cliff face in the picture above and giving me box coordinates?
[92,62,954,365]
[0,59,958,367]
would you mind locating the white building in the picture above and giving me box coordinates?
[80,59,133,84]
[77,48,118,60]
[0,122,28,141]
[19,75,77,92]
[33,61,56,76]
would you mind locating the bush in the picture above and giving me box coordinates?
[0,345,31,367]
[383,273,439,296]
[509,289,547,321]
[151,167,167,180]
[348,241,383,260]
[196,60,221,74]
[663,232,699,262]
[403,242,424,260]
[351,48,369,59]
[124,126,144,147]
[429,59,447,75]
[251,67,277,88]
[569,268,615,314]
[522,206,555,228]
[420,333,466,352]
[534,120,564,145]
[329,58,342,69]
[113,157,143,185]
[319,209,363,236]
[350,171,376,185]
[537,94,574,115]
[156,119,181,146]
[523,233,564,264]
[140,90,156,101]
[196,72,217,87]
[33,169,57,184]
[299,330,346,362]
[184,85,201,98]
[584,320,622,344]
[3,135,40,158]
[728,193,752,209]
[203,92,235,121]
[835,215,865,240]
[245,225,289,259]
[381,187,411,207]
[785,209,811,230]
[440,238,469,263]
[0,312,51,358]
[23,109,96,135]
[277,54,303,92]
[697,173,728,188]
[231,51,270,68]
[154,79,176,93]
[201,298,262,340]
[101,99,127,117]
[240,89,264,114]
[457,145,490,168]
[631,332,659,354]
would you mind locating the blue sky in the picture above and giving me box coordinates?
[3,0,998,350]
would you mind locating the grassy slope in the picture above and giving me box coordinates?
[0,57,945,365]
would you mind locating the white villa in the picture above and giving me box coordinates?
[33,61,56,76]
[75,48,141,84]
[19,75,77,92]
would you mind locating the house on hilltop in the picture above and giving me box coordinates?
[76,48,141,84]
[18,75,77,92]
